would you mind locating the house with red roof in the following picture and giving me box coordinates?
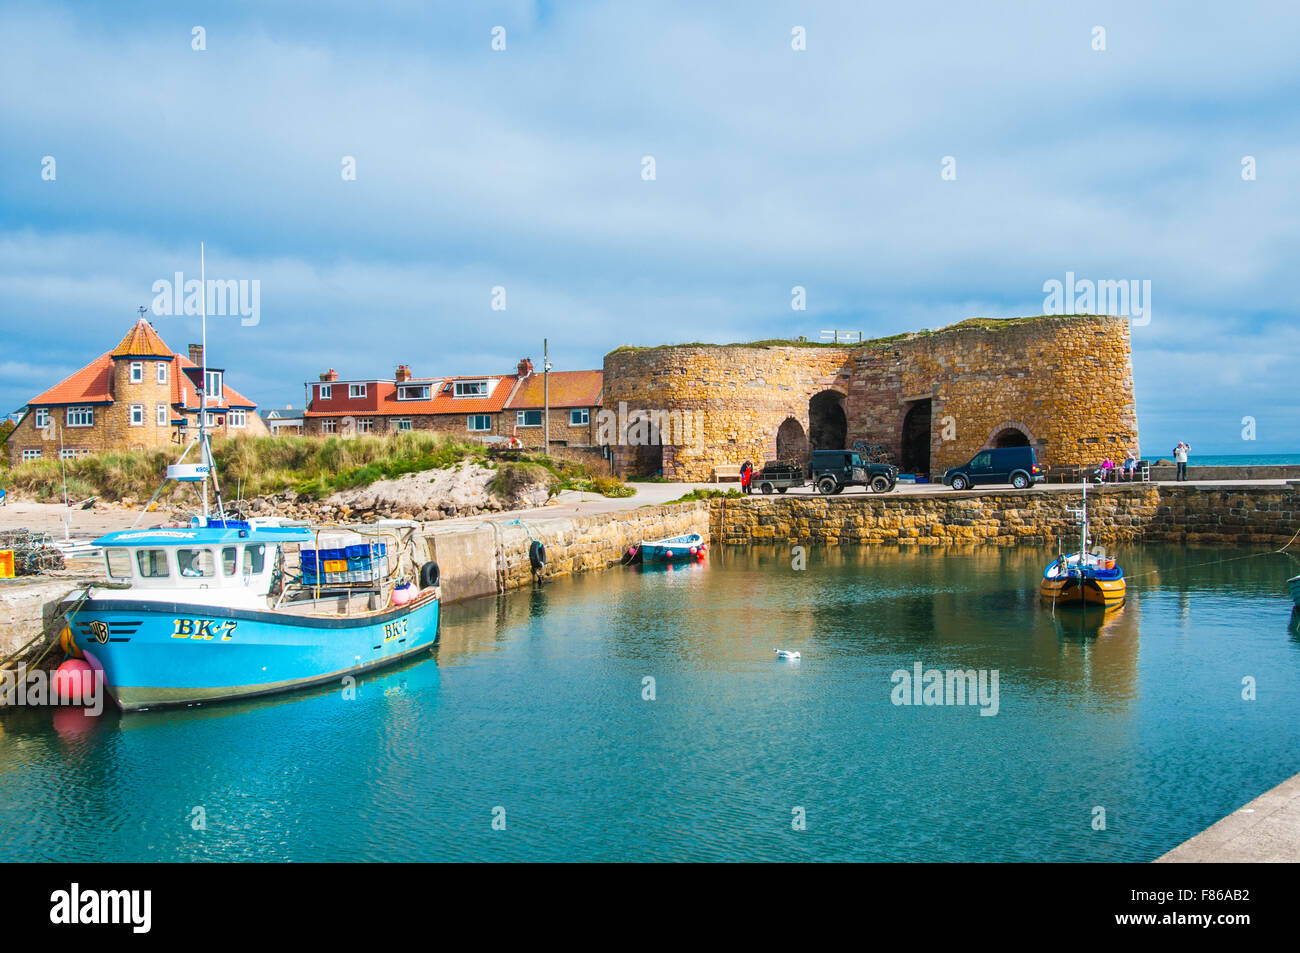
[4,318,266,467]
[303,358,603,447]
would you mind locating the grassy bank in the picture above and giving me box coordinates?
[0,434,632,503]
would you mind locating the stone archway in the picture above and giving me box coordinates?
[984,421,1036,450]
[901,399,932,474]
[808,391,847,452]
[775,417,809,466]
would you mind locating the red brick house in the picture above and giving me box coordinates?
[303,359,603,447]
[5,318,266,466]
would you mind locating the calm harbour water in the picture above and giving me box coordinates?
[2,544,1299,862]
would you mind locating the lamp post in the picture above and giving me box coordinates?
[543,338,552,457]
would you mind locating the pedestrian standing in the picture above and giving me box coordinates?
[1174,442,1189,481]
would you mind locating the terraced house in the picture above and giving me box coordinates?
[4,318,266,467]
[302,358,603,448]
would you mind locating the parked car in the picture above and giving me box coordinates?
[809,449,898,494]
[755,461,803,494]
[942,446,1044,490]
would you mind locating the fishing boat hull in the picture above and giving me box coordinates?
[1040,574,1126,606]
[1289,574,1300,609]
[70,591,440,711]
[638,533,706,562]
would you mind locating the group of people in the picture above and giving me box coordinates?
[1095,443,1191,482]
[1096,452,1141,482]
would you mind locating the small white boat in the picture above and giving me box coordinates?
[774,649,801,660]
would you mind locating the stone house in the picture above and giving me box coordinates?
[4,318,267,467]
[504,363,603,449]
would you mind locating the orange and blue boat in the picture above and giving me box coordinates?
[1040,479,1126,607]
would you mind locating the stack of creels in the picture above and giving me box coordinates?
[0,529,67,575]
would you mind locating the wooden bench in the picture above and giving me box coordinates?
[712,465,742,483]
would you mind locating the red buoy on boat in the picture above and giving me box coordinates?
[52,659,96,704]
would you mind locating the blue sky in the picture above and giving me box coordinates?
[2,0,1297,454]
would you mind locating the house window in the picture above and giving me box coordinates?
[517,410,543,427]
[157,363,168,384]
[570,408,590,426]
[130,404,145,426]
[394,418,412,432]
[66,407,93,427]
[204,412,223,427]
[356,418,373,433]
[34,408,50,429]
[467,414,491,432]
[229,409,247,428]
[205,371,223,400]
[322,420,337,434]
[157,404,169,426]
[454,381,488,397]
[60,448,83,460]
[21,449,42,461]
[318,384,332,400]
[397,385,430,401]
[130,361,143,383]
[349,383,367,399]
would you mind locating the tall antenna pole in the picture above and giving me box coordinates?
[200,242,209,521]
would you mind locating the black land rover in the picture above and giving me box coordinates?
[808,449,898,495]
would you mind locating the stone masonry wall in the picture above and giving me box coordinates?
[709,483,1300,548]
[602,315,1139,482]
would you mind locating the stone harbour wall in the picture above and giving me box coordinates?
[709,483,1300,548]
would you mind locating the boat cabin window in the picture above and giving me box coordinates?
[104,548,132,580]
[137,549,171,578]
[221,546,239,576]
[176,548,216,578]
[244,544,267,575]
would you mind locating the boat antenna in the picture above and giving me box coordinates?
[196,242,228,525]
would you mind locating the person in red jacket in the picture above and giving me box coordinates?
[740,460,754,494]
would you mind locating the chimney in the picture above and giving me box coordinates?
[320,369,338,382]
[395,364,412,383]
[188,344,204,366]
[517,357,534,378]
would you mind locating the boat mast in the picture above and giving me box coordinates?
[200,242,208,521]
[1080,478,1088,558]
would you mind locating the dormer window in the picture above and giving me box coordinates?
[130,361,143,383]
[454,380,488,397]
[349,383,367,399]
[205,371,223,400]
[397,384,430,401]
[318,384,332,400]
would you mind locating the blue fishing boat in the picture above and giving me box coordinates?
[635,533,707,563]
[62,243,440,711]
[68,522,440,711]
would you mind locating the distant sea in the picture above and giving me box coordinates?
[1142,452,1300,466]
